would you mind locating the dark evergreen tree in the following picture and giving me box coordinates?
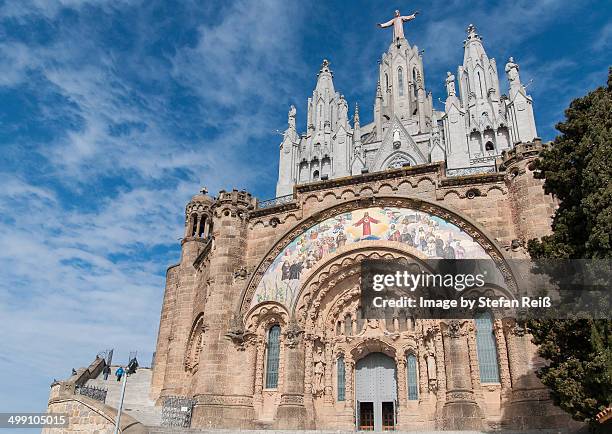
[527,68,612,429]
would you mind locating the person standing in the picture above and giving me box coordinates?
[115,366,124,382]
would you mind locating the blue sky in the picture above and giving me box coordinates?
[0,0,609,413]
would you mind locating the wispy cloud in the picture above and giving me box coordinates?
[0,0,304,413]
[0,0,608,415]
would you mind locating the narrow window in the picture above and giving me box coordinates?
[198,216,206,237]
[413,68,418,97]
[385,73,389,91]
[485,141,494,151]
[475,312,500,383]
[190,213,198,236]
[337,355,346,401]
[265,325,281,388]
[477,71,484,98]
[407,354,418,400]
[313,170,320,181]
[398,67,404,96]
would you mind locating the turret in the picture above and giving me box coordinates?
[193,188,256,426]
[276,106,299,197]
[503,57,538,144]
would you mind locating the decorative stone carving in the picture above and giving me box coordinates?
[284,320,304,349]
[312,346,326,395]
[425,334,438,391]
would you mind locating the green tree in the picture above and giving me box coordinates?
[527,68,612,429]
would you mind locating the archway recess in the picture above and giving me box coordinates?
[239,197,516,318]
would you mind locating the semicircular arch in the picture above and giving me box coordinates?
[238,196,516,318]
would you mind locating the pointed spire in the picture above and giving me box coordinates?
[317,59,333,78]
[465,24,482,44]
[354,103,360,126]
[315,58,335,94]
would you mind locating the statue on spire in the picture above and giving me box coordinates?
[505,57,521,87]
[378,9,419,43]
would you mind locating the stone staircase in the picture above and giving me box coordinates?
[86,365,162,427]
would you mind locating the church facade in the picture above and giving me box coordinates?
[148,20,576,431]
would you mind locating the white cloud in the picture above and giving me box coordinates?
[0,0,305,413]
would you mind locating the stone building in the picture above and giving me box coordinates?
[147,20,573,432]
[47,15,580,433]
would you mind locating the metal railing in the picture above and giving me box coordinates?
[75,385,107,403]
[257,194,294,209]
[161,396,197,428]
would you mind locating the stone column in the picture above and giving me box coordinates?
[324,342,333,404]
[396,357,407,407]
[466,322,483,399]
[253,338,265,412]
[275,321,311,429]
[345,357,355,408]
[195,214,202,237]
[494,319,512,395]
[503,320,554,429]
[439,320,485,430]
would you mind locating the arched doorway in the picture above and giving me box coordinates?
[355,352,397,431]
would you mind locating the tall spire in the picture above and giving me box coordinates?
[315,59,335,94]
[353,102,360,127]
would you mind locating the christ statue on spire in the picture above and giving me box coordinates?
[378,9,420,42]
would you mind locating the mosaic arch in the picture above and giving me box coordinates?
[250,206,490,311]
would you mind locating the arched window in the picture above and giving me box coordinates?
[475,312,500,383]
[312,170,320,181]
[337,355,346,401]
[385,73,389,91]
[485,141,494,151]
[412,68,418,97]
[265,325,281,388]
[398,67,404,96]
[198,215,206,237]
[477,71,485,98]
[317,103,324,129]
[190,213,198,236]
[407,354,418,400]
[344,313,352,336]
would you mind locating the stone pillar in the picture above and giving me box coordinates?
[502,320,561,429]
[440,320,485,430]
[396,357,408,407]
[195,214,202,237]
[494,319,512,396]
[324,342,333,404]
[275,321,311,429]
[253,338,265,412]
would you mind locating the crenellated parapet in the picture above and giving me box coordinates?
[213,188,256,218]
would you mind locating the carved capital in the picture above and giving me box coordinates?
[284,320,304,349]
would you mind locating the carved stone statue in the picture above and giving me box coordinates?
[338,95,348,125]
[288,104,297,130]
[425,337,438,391]
[445,71,456,97]
[505,57,520,86]
[393,128,401,148]
[378,9,419,42]
[313,346,326,394]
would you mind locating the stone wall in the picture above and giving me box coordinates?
[147,141,575,431]
[44,383,145,434]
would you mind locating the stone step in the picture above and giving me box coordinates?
[85,366,161,426]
